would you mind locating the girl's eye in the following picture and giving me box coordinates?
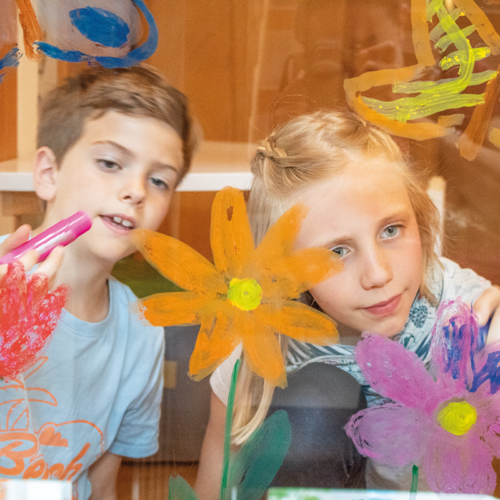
[150,177,169,190]
[331,247,348,258]
[98,159,119,170]
[381,225,402,239]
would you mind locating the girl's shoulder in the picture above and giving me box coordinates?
[437,257,491,304]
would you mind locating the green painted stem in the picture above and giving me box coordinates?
[220,358,241,500]
[410,464,419,500]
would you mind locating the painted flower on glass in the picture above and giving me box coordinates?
[345,298,500,494]
[0,261,68,379]
[132,187,342,388]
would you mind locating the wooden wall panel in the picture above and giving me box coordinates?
[145,0,186,90]
[0,65,17,164]
[183,2,238,141]
[158,191,217,261]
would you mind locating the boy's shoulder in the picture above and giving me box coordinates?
[108,277,164,338]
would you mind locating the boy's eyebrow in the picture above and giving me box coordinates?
[93,140,180,176]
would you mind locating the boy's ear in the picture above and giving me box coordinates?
[33,147,58,201]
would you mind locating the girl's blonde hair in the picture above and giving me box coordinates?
[232,110,441,444]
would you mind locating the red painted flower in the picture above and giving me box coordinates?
[0,261,68,379]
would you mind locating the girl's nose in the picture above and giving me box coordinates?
[360,247,394,290]
[120,176,146,205]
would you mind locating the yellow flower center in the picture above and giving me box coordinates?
[437,401,477,436]
[227,278,263,311]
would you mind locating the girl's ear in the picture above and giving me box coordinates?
[33,147,58,201]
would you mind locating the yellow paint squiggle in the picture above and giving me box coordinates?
[344,0,500,160]
[437,401,477,436]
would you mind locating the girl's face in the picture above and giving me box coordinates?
[295,161,423,337]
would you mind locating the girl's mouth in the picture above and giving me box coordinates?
[363,294,402,317]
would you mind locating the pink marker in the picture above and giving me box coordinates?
[0,211,92,265]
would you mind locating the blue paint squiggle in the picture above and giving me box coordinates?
[0,47,22,83]
[471,350,500,394]
[34,0,158,69]
[69,7,130,49]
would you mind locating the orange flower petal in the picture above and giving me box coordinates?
[253,204,308,267]
[255,301,339,345]
[239,314,287,388]
[210,187,255,278]
[189,311,240,381]
[132,229,226,294]
[260,248,343,300]
[141,292,215,326]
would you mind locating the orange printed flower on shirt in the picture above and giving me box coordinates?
[132,187,342,388]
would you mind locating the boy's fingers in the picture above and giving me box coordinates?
[0,225,31,257]
[36,246,64,285]
[473,286,500,326]
[17,249,41,273]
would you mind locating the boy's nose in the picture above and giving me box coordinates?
[360,248,393,290]
[120,177,146,205]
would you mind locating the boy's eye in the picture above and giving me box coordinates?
[381,225,402,239]
[331,247,348,258]
[98,159,119,170]
[150,177,169,190]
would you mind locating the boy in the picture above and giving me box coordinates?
[0,65,198,499]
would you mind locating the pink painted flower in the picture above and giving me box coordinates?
[345,298,500,494]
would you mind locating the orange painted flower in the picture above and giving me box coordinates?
[132,187,342,388]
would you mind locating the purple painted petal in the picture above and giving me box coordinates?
[470,387,500,456]
[345,403,428,467]
[423,427,496,494]
[356,335,449,413]
[431,299,478,389]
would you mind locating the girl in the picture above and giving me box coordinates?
[195,111,500,496]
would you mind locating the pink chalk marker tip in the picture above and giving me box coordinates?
[0,211,92,265]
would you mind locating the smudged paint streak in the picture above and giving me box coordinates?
[0,261,68,379]
[34,0,158,69]
[69,7,130,49]
[14,0,43,61]
[0,47,22,84]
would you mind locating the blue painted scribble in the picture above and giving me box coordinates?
[69,7,130,49]
[0,47,22,83]
[441,315,475,381]
[34,0,158,69]
[470,350,500,394]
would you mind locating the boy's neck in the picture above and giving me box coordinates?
[54,248,114,323]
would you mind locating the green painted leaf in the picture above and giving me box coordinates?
[169,475,199,500]
[225,409,292,500]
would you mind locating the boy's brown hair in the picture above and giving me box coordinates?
[38,65,199,183]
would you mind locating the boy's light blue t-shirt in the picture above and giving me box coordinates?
[0,236,165,499]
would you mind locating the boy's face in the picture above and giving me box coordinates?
[294,161,423,338]
[36,111,183,265]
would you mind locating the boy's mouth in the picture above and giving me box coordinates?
[100,215,136,231]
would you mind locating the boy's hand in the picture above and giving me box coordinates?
[473,286,500,345]
[0,224,64,287]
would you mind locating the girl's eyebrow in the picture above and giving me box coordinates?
[379,207,413,225]
[319,235,353,249]
[315,207,412,248]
